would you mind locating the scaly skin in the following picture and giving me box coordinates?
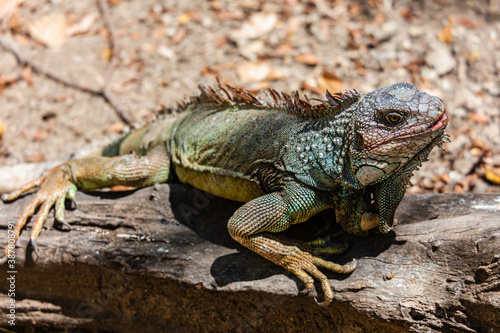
[1,82,448,305]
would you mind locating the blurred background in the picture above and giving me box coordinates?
[0,0,499,194]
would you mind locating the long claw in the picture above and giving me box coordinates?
[315,298,331,307]
[59,220,72,230]
[30,238,39,257]
[300,287,313,295]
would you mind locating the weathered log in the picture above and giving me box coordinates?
[0,184,498,332]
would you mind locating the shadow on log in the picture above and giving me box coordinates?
[0,184,499,332]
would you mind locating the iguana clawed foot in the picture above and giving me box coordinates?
[1,164,77,258]
[276,245,357,306]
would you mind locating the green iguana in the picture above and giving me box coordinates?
[2,82,448,305]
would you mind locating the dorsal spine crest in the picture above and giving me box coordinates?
[168,84,362,120]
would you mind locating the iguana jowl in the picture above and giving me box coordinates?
[2,82,448,305]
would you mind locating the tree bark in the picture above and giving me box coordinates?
[0,184,499,332]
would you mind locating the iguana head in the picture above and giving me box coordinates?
[351,82,448,186]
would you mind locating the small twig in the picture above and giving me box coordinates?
[101,89,134,125]
[95,0,134,126]
[0,35,134,125]
[96,0,117,89]
[0,35,101,96]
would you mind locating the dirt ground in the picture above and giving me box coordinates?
[0,0,499,194]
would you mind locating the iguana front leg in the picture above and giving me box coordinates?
[2,144,171,258]
[227,184,356,305]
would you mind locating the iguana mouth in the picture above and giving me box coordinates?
[429,112,448,131]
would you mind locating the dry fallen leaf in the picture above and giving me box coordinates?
[108,0,124,6]
[0,0,23,30]
[105,121,126,134]
[286,17,300,37]
[472,138,490,152]
[52,94,70,102]
[295,53,320,66]
[29,12,68,50]
[485,168,500,185]
[0,72,19,91]
[468,49,481,63]
[24,152,45,163]
[274,42,294,56]
[202,65,218,77]
[383,271,395,281]
[230,12,278,41]
[438,17,454,44]
[178,12,191,25]
[317,70,344,94]
[302,70,344,95]
[170,28,187,44]
[210,1,222,11]
[469,112,489,125]
[66,12,97,37]
[469,147,484,157]
[0,118,5,138]
[400,7,417,21]
[21,66,33,85]
[32,129,47,141]
[236,61,284,83]
[440,173,450,184]
[349,3,362,17]
[438,25,452,43]
[458,17,478,29]
[101,47,112,60]
[215,10,245,21]
[152,26,166,39]
[142,42,158,53]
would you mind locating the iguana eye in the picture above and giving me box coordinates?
[385,113,403,125]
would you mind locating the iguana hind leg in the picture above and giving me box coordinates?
[227,185,356,305]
